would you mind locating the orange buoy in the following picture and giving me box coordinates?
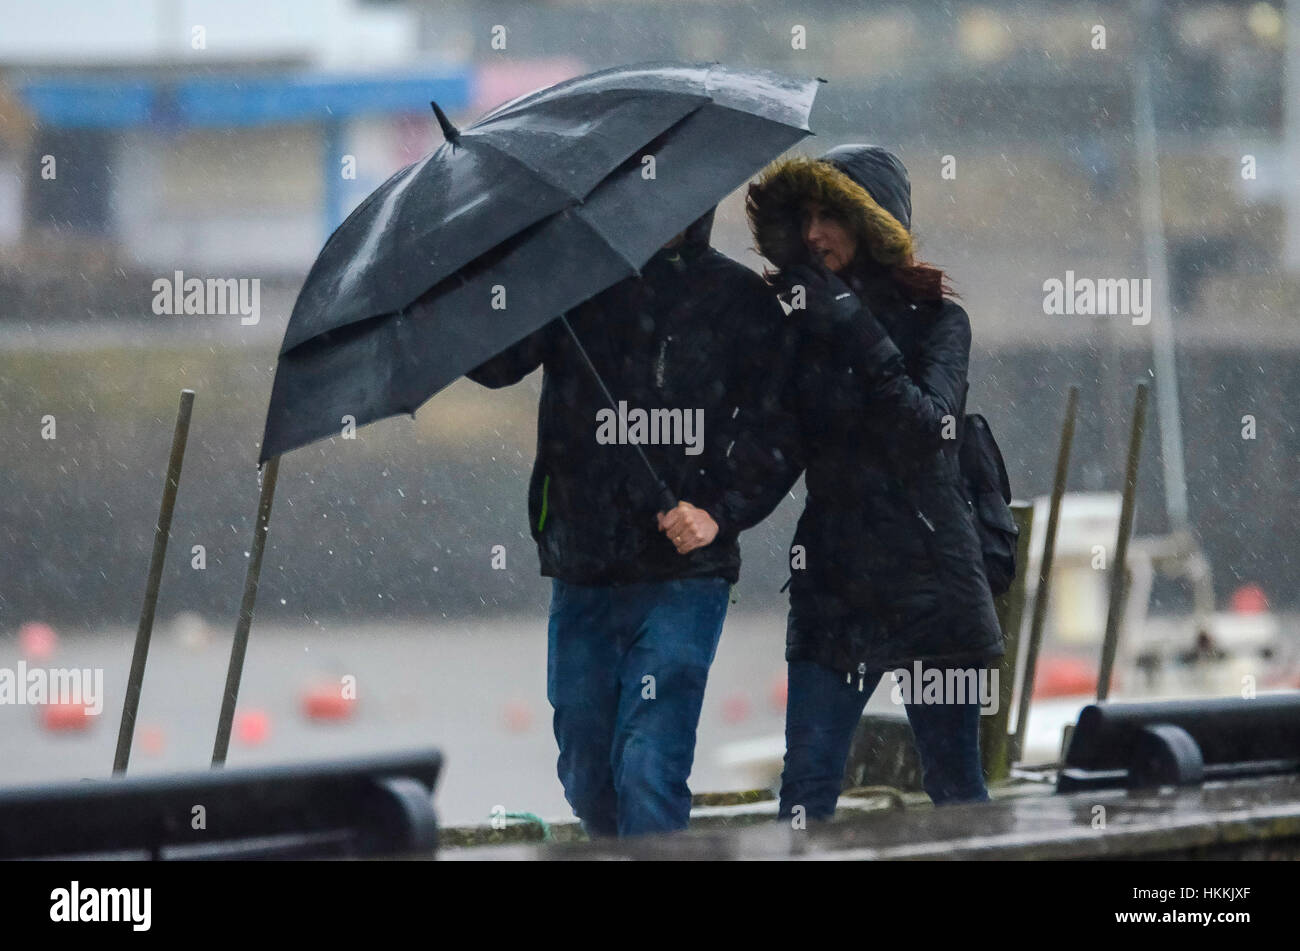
[137,724,166,756]
[302,684,356,721]
[234,709,271,745]
[502,700,532,732]
[42,702,92,732]
[1230,584,1269,614]
[1032,656,1097,699]
[18,622,58,661]
[721,692,752,725]
[768,673,787,712]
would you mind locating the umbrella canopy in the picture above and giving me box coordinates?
[260,62,821,463]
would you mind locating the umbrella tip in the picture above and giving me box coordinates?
[430,101,461,146]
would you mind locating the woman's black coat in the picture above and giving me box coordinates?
[745,147,1005,677]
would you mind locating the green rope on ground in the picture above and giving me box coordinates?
[502,811,553,841]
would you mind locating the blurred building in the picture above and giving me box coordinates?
[0,0,1291,290]
[0,0,584,277]
[0,0,454,274]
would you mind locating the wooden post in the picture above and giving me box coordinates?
[113,389,195,775]
[212,456,280,766]
[1009,386,1079,765]
[980,502,1034,785]
[1097,383,1149,702]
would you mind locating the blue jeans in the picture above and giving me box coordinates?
[779,659,990,820]
[547,576,729,838]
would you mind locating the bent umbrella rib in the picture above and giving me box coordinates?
[457,133,591,205]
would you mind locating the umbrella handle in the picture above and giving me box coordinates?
[657,486,678,514]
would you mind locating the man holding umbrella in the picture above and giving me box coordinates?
[254,64,820,833]
[468,208,790,838]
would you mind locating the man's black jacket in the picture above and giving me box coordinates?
[467,213,790,586]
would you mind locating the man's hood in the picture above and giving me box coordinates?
[746,144,914,271]
[682,206,716,250]
[642,207,715,279]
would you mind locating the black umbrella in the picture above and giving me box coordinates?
[259,62,821,464]
[214,65,820,765]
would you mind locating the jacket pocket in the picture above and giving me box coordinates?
[528,471,552,541]
[895,480,947,580]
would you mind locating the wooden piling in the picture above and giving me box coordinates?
[113,389,195,775]
[1010,386,1079,764]
[1097,383,1149,702]
[981,502,1034,785]
[212,456,280,766]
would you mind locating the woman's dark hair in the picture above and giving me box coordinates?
[846,226,958,303]
[878,257,959,302]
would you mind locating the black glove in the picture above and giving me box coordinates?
[778,262,864,329]
[778,262,891,350]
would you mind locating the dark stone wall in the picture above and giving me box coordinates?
[2,337,1296,632]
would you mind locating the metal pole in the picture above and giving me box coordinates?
[1134,0,1191,536]
[212,456,280,766]
[114,388,195,775]
[1010,385,1078,764]
[1284,0,1300,272]
[1097,383,1149,701]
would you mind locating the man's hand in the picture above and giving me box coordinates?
[657,501,719,555]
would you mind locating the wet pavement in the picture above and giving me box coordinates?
[443,773,1300,860]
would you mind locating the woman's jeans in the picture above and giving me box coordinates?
[779,658,990,820]
[547,576,729,838]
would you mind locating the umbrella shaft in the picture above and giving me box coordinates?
[559,315,677,512]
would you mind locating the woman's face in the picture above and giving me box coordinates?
[801,202,857,274]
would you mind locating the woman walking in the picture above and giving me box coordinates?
[745,144,1005,820]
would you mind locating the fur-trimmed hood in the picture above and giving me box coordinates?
[747,144,914,272]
